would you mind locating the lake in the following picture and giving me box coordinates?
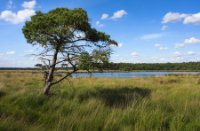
[72,72,200,78]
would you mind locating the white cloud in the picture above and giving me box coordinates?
[173,51,182,57]
[154,43,168,51]
[161,25,168,31]
[175,37,200,48]
[0,9,35,24]
[0,51,15,57]
[0,0,36,24]
[118,43,123,47]
[162,12,187,24]
[175,43,185,49]
[141,33,162,40]
[6,51,15,55]
[101,13,109,20]
[163,12,200,25]
[150,54,200,63]
[187,51,196,55]
[24,49,34,55]
[183,13,200,25]
[96,21,104,27]
[111,10,127,20]
[184,37,200,44]
[131,52,139,57]
[154,44,161,47]
[159,57,167,62]
[159,47,168,51]
[22,0,36,9]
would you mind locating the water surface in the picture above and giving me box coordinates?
[72,72,200,78]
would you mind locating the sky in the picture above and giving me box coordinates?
[0,0,200,67]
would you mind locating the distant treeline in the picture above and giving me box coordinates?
[1,62,200,71]
[100,62,200,71]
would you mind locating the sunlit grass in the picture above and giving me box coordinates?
[0,71,200,130]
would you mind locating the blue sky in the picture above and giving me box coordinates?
[0,0,200,67]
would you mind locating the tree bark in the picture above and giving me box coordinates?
[43,82,52,95]
[43,48,59,95]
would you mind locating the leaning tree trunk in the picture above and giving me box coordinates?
[43,48,59,95]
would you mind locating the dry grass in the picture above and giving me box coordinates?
[0,71,200,131]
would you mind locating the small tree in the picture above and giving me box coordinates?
[78,49,112,72]
[78,52,93,71]
[92,48,111,71]
[61,63,68,69]
[22,8,117,95]
[34,63,43,69]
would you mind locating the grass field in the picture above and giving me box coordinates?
[0,71,200,131]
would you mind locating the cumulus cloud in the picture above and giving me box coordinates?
[183,13,200,25]
[0,0,36,24]
[101,13,109,20]
[141,33,162,40]
[97,10,127,27]
[173,51,182,57]
[154,44,168,51]
[171,51,198,62]
[163,12,200,25]
[161,25,168,31]
[0,51,16,56]
[22,0,36,9]
[24,49,34,55]
[150,53,200,63]
[159,57,167,62]
[111,10,127,20]
[118,43,123,47]
[175,43,184,49]
[96,21,104,27]
[131,52,140,57]
[175,37,200,48]
[154,44,161,47]
[187,51,196,55]
[6,51,15,55]
[162,12,187,23]
[159,47,168,51]
[184,37,200,44]
[0,9,35,24]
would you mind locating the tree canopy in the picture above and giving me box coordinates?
[23,8,117,49]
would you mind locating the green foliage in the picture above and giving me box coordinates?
[78,52,93,71]
[96,62,200,71]
[22,8,117,49]
[34,64,43,69]
[92,49,111,64]
[78,49,112,71]
[1,71,200,130]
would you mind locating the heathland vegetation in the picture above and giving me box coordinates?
[0,71,200,130]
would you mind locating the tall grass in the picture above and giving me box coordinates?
[0,71,200,130]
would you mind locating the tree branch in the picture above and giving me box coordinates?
[51,53,78,85]
[51,69,77,86]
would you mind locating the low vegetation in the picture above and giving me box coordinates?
[0,71,200,130]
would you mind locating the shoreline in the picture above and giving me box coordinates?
[0,69,200,73]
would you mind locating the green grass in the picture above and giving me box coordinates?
[0,71,200,131]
